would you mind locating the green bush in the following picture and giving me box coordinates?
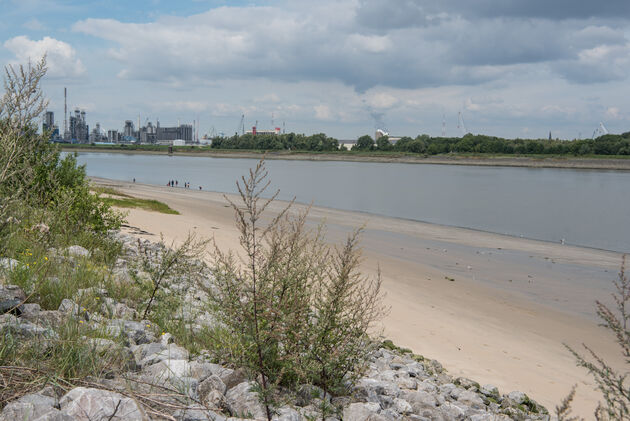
[205,160,385,420]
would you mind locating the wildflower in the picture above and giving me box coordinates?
[44,256,48,261]
[79,320,84,324]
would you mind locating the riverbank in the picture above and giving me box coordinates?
[92,177,626,417]
[63,146,630,170]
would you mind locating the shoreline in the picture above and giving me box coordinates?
[92,177,625,416]
[65,147,630,171]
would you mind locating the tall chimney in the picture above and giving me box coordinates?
[64,87,67,138]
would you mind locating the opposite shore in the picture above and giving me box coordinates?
[63,146,630,170]
[92,177,626,416]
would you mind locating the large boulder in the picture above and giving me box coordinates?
[342,402,388,421]
[0,392,67,421]
[226,382,268,420]
[59,387,144,421]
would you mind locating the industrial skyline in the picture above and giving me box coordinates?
[42,89,196,144]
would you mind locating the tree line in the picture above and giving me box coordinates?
[210,132,630,156]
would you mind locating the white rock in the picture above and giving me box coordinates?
[342,402,383,421]
[226,381,268,420]
[60,387,143,420]
[65,245,90,257]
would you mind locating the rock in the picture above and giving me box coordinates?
[65,245,90,258]
[455,377,480,390]
[199,374,227,397]
[145,359,192,379]
[204,389,227,410]
[342,402,385,421]
[401,390,438,414]
[173,405,227,421]
[0,284,26,315]
[0,314,56,339]
[480,384,500,400]
[296,384,327,406]
[188,361,217,382]
[0,392,60,421]
[226,381,268,420]
[393,398,412,414]
[139,342,189,366]
[58,299,89,320]
[109,319,156,345]
[506,390,526,405]
[0,284,26,301]
[354,378,400,403]
[221,368,247,390]
[21,309,65,329]
[0,258,19,271]
[272,406,303,421]
[457,390,486,409]
[59,387,144,420]
[0,298,23,315]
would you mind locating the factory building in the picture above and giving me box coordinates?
[69,109,89,143]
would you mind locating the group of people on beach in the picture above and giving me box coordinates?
[166,180,202,190]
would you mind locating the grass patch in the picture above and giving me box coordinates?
[102,197,179,215]
[91,186,133,198]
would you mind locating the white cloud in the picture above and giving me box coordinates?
[605,107,624,120]
[314,105,332,120]
[3,36,85,78]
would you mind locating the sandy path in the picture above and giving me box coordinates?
[94,178,625,417]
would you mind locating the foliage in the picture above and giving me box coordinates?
[135,234,209,319]
[352,135,374,151]
[206,160,384,420]
[565,256,630,420]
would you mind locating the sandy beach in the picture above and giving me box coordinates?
[93,177,626,417]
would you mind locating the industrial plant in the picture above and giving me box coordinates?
[42,88,195,145]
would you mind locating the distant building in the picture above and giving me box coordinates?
[123,120,135,140]
[107,130,119,143]
[245,127,281,136]
[42,111,61,141]
[155,121,193,142]
[69,109,89,143]
[89,122,107,142]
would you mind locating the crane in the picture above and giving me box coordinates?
[457,111,467,136]
[592,122,609,139]
[236,114,244,136]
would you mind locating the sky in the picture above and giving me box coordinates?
[1,0,629,140]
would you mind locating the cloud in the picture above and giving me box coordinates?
[23,18,46,31]
[314,105,332,120]
[70,1,630,92]
[3,36,85,78]
[605,107,624,120]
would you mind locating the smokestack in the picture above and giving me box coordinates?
[64,87,67,138]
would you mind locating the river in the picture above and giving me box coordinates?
[69,152,630,253]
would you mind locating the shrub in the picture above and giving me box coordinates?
[206,160,385,420]
[563,255,630,420]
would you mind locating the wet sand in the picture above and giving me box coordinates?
[93,177,626,417]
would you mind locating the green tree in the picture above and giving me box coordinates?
[376,136,392,151]
[353,135,374,151]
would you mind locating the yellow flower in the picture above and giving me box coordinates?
[79,320,84,324]
[95,297,100,300]
[44,256,48,261]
